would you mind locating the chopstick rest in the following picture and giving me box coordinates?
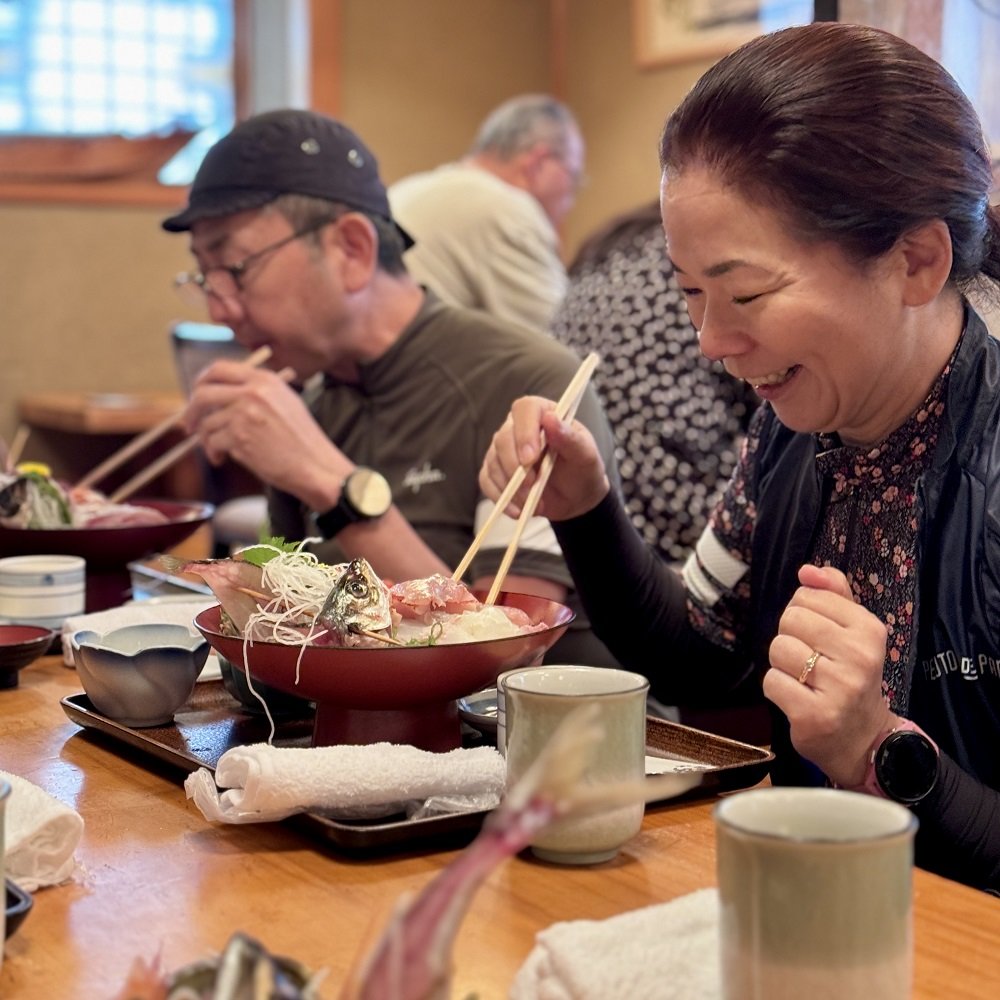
[184,743,505,824]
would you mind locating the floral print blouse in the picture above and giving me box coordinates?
[690,352,954,713]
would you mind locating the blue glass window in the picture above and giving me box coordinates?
[0,0,235,184]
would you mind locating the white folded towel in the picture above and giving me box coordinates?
[61,599,216,666]
[1,770,85,891]
[509,887,721,1000]
[184,742,506,824]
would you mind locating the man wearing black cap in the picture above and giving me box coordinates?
[167,108,621,667]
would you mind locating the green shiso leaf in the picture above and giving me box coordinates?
[237,535,300,567]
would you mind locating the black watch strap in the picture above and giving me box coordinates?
[314,494,362,539]
[314,468,391,539]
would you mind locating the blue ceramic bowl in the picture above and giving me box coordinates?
[71,623,208,727]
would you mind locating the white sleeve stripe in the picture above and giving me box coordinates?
[683,552,722,606]
[695,529,747,587]
[682,529,748,607]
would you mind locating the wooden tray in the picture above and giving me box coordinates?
[61,682,773,854]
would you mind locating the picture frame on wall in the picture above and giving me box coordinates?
[631,0,815,69]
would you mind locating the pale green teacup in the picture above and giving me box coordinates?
[502,665,648,865]
[715,787,917,1000]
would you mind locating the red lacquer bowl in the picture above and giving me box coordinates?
[0,499,214,611]
[195,593,574,751]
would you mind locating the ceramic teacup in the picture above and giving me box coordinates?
[714,786,917,1000]
[502,664,649,864]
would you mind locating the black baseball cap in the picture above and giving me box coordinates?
[162,108,413,248]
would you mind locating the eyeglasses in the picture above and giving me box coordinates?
[544,148,587,193]
[174,216,334,308]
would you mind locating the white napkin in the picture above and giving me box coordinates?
[1,770,85,891]
[184,742,506,824]
[60,599,216,666]
[509,887,721,1000]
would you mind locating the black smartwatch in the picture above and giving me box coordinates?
[314,468,392,539]
[870,726,940,805]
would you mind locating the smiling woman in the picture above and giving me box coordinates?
[479,20,1000,894]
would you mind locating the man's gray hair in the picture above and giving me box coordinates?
[468,94,579,160]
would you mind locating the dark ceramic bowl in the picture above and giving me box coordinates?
[5,879,33,939]
[0,624,57,689]
[217,653,314,718]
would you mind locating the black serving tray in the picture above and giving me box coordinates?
[61,682,773,854]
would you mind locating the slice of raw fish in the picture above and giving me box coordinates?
[390,574,480,622]
[161,556,269,634]
[75,502,170,527]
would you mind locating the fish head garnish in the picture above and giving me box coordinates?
[317,557,393,637]
[0,475,27,517]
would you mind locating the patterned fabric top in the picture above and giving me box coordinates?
[551,219,757,563]
[688,352,955,713]
[811,372,948,710]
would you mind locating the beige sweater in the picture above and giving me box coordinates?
[389,163,567,334]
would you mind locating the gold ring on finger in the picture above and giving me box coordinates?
[798,650,821,685]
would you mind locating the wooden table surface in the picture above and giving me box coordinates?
[2,657,997,998]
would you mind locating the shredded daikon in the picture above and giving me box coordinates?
[240,542,345,645]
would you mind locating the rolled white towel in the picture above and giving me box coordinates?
[185,742,506,824]
[1,770,85,891]
[509,887,721,1000]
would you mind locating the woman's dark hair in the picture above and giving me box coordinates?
[659,22,1000,294]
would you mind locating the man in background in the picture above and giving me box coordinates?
[389,94,584,334]
[163,108,619,667]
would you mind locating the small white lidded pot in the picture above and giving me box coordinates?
[71,623,208,727]
[0,555,85,630]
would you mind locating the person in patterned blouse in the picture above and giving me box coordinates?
[551,200,757,565]
[480,22,1000,891]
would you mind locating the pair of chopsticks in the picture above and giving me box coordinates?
[76,345,287,503]
[452,352,599,605]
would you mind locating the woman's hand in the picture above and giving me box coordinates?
[764,564,894,787]
[479,395,610,522]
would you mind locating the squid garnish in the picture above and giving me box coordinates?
[339,704,693,1000]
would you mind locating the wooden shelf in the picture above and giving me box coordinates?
[19,391,185,435]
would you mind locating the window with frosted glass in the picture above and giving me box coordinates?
[0,0,234,183]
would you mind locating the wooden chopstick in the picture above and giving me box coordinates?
[107,360,295,504]
[5,424,30,472]
[77,345,274,491]
[484,381,590,606]
[451,351,599,585]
